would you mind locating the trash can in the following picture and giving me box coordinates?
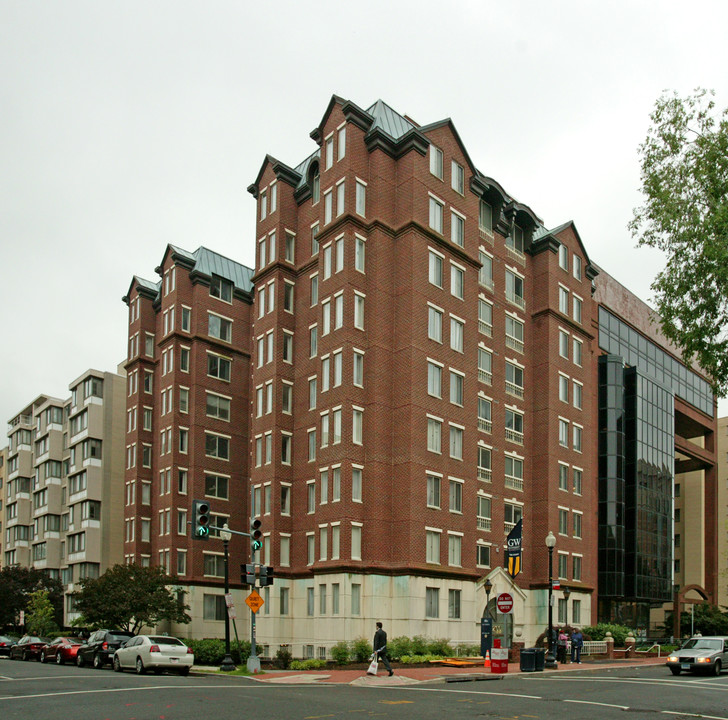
[520,648,536,672]
[533,648,546,671]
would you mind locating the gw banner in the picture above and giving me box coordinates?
[505,518,522,578]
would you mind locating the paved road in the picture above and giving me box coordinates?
[3,657,728,719]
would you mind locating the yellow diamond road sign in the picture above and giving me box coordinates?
[246,589,264,613]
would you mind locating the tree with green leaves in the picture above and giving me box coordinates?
[25,589,59,637]
[630,88,728,396]
[0,565,63,630]
[71,563,190,634]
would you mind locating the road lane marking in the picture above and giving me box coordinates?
[0,675,80,682]
[564,699,629,710]
[662,714,728,720]
[379,700,413,704]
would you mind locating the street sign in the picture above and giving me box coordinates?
[496,592,514,614]
[245,589,264,613]
[19,610,25,626]
[225,592,234,608]
[227,604,237,619]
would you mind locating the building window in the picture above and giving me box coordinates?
[425,587,440,618]
[573,424,583,453]
[282,331,293,363]
[558,553,568,578]
[479,200,492,234]
[573,381,583,410]
[478,347,492,385]
[426,531,440,565]
[206,393,230,421]
[573,338,583,366]
[505,455,523,491]
[352,466,363,502]
[450,370,464,406]
[505,269,525,309]
[205,433,230,460]
[279,587,289,615]
[446,533,462,568]
[325,135,334,169]
[427,474,441,508]
[352,408,363,444]
[450,317,464,353]
[355,180,366,217]
[559,508,569,535]
[573,468,583,495]
[479,299,493,336]
[324,189,333,224]
[208,353,231,381]
[429,196,444,234]
[336,180,345,216]
[559,374,569,403]
[573,255,583,280]
[205,474,229,499]
[559,330,569,359]
[203,594,227,621]
[450,264,464,299]
[505,362,524,398]
[337,125,346,160]
[449,425,463,460]
[428,361,442,398]
[354,293,365,330]
[558,243,568,270]
[451,161,464,194]
[355,234,366,272]
[508,224,524,254]
[451,211,464,247]
[429,250,444,287]
[504,502,522,530]
[505,408,524,445]
[573,512,582,539]
[430,145,443,179]
[477,543,491,567]
[351,525,362,560]
[479,250,493,289]
[559,286,569,314]
[449,479,462,513]
[573,295,582,324]
[334,293,343,329]
[427,417,442,453]
[559,419,569,447]
[478,445,492,482]
[208,313,232,342]
[284,282,294,312]
[353,350,364,387]
[210,276,233,303]
[559,463,569,491]
[428,305,443,342]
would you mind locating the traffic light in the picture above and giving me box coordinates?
[241,563,256,586]
[259,566,275,587]
[251,518,263,552]
[192,499,211,540]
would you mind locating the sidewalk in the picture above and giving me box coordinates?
[231,655,667,685]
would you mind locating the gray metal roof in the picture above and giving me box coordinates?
[169,244,254,294]
[294,149,321,191]
[135,276,162,293]
[366,100,416,140]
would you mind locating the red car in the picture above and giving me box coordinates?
[40,637,84,665]
[9,636,50,661]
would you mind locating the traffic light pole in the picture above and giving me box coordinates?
[247,487,261,674]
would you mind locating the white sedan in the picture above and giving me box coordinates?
[112,635,193,675]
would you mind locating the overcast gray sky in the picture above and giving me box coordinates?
[2,0,727,431]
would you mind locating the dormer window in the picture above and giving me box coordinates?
[309,161,320,204]
[508,224,525,254]
[210,276,233,303]
[479,200,492,234]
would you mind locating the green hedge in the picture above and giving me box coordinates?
[290,659,327,670]
[182,638,251,665]
[581,623,632,647]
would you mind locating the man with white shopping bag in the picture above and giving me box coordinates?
[368,621,393,676]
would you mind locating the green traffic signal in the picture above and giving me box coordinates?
[192,499,211,541]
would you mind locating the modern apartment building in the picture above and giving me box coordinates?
[716,416,728,610]
[0,446,7,566]
[121,246,253,635]
[123,95,717,650]
[4,370,126,624]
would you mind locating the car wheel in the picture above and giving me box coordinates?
[714,660,722,676]
[179,666,190,677]
[135,657,145,675]
[93,653,103,670]
[670,667,680,675]
[56,652,63,666]
[113,656,122,673]
[76,654,84,668]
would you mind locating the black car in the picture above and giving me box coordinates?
[76,630,134,669]
[0,635,20,657]
[9,635,50,661]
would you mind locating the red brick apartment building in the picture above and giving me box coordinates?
[123,96,716,651]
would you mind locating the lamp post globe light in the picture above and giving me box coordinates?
[220,523,236,672]
[545,531,557,669]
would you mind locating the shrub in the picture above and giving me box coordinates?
[274,646,292,669]
[410,635,428,655]
[330,641,350,665]
[231,640,251,665]
[582,623,632,646]
[350,636,373,662]
[185,638,225,665]
[399,653,442,664]
[387,636,412,661]
[457,644,481,657]
[290,659,327,670]
[427,638,453,656]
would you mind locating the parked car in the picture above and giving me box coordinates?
[76,630,134,669]
[667,636,728,675]
[0,636,20,658]
[40,637,84,665]
[9,636,50,661]
[113,635,193,675]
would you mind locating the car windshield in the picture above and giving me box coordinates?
[109,634,133,642]
[149,637,185,646]
[26,637,44,643]
[683,638,723,650]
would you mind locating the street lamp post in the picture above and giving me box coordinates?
[484,577,493,619]
[545,531,557,668]
[563,586,570,628]
[220,524,236,672]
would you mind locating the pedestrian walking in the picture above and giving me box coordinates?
[372,621,393,676]
[571,629,583,663]
[557,629,569,663]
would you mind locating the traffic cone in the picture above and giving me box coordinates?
[484,650,491,669]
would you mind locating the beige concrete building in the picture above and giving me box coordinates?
[4,370,126,624]
[0,445,7,566]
